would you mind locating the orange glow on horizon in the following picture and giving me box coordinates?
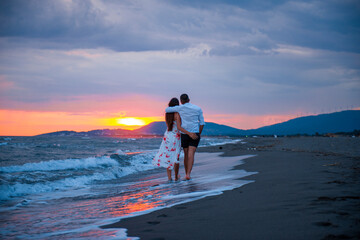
[3,108,347,136]
[0,109,163,136]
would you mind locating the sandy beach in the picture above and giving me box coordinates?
[102,136,360,240]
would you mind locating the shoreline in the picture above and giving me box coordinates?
[101,136,360,239]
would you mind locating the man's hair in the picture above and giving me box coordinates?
[180,94,190,103]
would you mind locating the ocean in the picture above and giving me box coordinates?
[0,135,256,239]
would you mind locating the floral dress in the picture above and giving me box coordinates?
[153,121,181,170]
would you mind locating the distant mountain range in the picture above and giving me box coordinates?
[38,110,360,137]
[244,110,360,135]
[133,122,245,136]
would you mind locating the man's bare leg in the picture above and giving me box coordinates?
[186,146,197,180]
[174,163,180,181]
[166,169,172,181]
[183,147,189,176]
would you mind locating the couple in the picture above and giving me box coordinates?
[153,94,205,181]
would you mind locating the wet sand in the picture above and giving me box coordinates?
[101,136,360,240]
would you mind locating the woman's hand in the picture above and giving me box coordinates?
[188,132,198,140]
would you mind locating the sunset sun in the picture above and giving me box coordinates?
[116,117,146,126]
[100,116,162,131]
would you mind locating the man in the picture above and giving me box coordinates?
[165,93,205,180]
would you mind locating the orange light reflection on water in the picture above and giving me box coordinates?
[103,180,169,218]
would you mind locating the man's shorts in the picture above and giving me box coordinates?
[181,133,201,148]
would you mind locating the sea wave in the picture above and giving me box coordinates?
[0,156,120,173]
[199,138,242,147]
[0,152,156,201]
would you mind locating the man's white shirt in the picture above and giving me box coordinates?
[165,103,205,133]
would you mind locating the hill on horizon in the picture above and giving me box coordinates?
[133,121,244,136]
[38,110,360,137]
[244,110,360,135]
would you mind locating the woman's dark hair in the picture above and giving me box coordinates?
[166,98,179,131]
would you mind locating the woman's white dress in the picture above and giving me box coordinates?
[153,121,181,170]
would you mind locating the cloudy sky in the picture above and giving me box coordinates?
[0,0,359,135]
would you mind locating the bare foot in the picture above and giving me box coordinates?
[175,175,181,181]
[185,175,191,180]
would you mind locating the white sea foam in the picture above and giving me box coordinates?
[115,149,127,155]
[33,223,138,240]
[0,156,119,173]
[0,173,114,200]
[200,138,243,147]
[0,153,157,200]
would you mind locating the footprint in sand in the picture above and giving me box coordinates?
[147,221,160,225]
[157,214,168,218]
[314,221,333,227]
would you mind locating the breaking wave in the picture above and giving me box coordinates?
[0,152,156,200]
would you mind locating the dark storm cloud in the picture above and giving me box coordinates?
[0,0,102,38]
[0,0,187,51]
[171,0,289,11]
[262,1,360,53]
[0,0,359,54]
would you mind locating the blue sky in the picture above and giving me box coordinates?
[0,0,359,134]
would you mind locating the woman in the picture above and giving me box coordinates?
[153,98,198,181]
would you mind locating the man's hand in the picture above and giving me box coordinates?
[199,125,204,135]
[188,132,198,140]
